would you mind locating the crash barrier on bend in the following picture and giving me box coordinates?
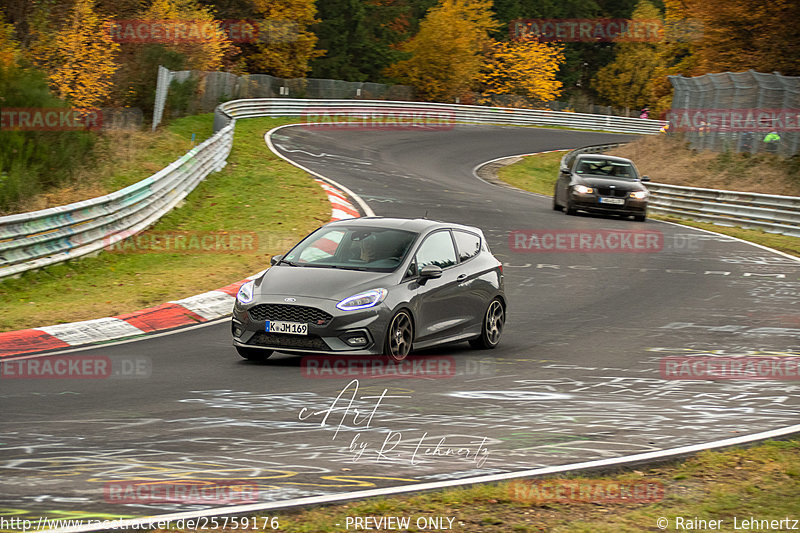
[0,99,663,280]
[0,125,234,279]
[212,98,664,135]
[566,143,800,237]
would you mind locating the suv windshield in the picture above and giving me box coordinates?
[283,226,418,272]
[576,158,638,180]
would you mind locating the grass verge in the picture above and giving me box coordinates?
[163,439,800,532]
[495,151,800,258]
[0,116,329,331]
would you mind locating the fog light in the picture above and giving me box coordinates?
[233,327,244,337]
[346,336,368,346]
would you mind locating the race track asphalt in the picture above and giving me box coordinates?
[2,124,799,523]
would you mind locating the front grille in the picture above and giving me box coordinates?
[597,188,628,197]
[250,332,331,351]
[248,304,332,325]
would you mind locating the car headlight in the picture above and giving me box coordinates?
[237,279,255,305]
[574,184,594,194]
[336,288,388,311]
[629,190,648,199]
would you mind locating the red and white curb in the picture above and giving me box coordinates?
[0,181,361,358]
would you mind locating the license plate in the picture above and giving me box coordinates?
[266,321,308,335]
[599,197,625,205]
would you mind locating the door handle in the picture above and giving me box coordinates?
[456,274,467,282]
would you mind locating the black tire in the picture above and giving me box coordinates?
[236,346,273,361]
[552,196,563,211]
[384,310,414,361]
[633,213,647,222]
[469,298,505,349]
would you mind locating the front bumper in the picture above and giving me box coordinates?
[570,193,648,215]
[232,297,391,355]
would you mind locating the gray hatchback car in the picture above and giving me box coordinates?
[232,217,506,361]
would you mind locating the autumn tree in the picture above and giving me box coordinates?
[646,0,702,115]
[685,0,800,77]
[247,0,322,78]
[136,0,237,72]
[480,37,564,106]
[0,15,20,69]
[387,0,498,102]
[29,0,120,109]
[591,0,662,112]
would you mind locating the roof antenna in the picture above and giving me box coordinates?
[423,210,428,219]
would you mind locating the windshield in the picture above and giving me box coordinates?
[575,158,638,180]
[283,226,418,272]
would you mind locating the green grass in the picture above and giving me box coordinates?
[496,151,800,258]
[0,116,328,331]
[496,151,566,196]
[100,114,217,193]
[226,440,800,532]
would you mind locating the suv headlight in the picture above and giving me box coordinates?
[336,288,388,311]
[630,190,648,199]
[574,184,594,194]
[237,279,255,305]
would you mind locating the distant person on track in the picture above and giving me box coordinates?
[763,131,781,154]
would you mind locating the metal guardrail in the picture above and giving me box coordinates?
[1,99,664,280]
[564,143,800,237]
[214,98,664,135]
[0,124,234,279]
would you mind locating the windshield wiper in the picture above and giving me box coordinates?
[279,258,302,267]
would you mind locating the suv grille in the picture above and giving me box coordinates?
[248,304,332,325]
[250,332,331,351]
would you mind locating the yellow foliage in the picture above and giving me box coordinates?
[30,0,120,109]
[248,0,323,78]
[139,0,236,71]
[0,17,20,69]
[386,0,498,102]
[591,0,667,113]
[480,38,564,104]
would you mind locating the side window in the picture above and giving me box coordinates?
[453,230,481,262]
[414,231,457,272]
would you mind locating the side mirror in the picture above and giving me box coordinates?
[640,176,651,182]
[419,265,443,282]
[270,254,284,266]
